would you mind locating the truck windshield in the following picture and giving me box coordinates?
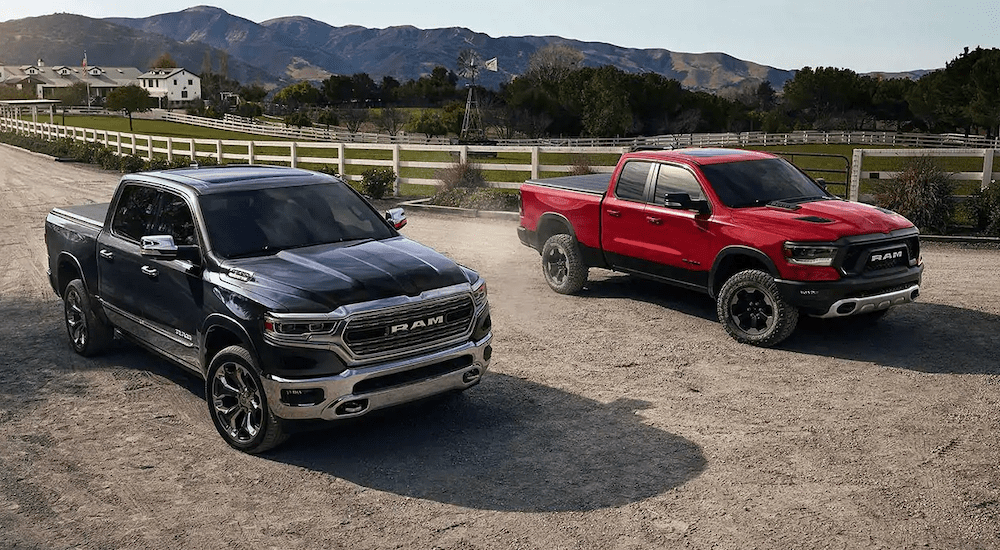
[200,182,395,258]
[700,158,830,209]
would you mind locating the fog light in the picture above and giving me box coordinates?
[281,388,324,406]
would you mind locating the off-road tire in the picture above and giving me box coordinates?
[541,234,588,294]
[63,279,112,357]
[207,345,288,454]
[716,269,799,347]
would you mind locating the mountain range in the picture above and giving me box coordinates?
[0,6,925,95]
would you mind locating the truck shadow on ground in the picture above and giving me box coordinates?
[272,373,707,513]
[580,272,718,321]
[786,302,1000,374]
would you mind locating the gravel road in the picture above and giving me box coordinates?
[1,143,998,549]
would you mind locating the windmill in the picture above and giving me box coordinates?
[456,48,498,141]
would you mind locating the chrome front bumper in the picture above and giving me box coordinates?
[260,334,493,421]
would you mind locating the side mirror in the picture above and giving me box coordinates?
[665,193,711,216]
[141,235,178,259]
[141,234,200,262]
[385,207,407,229]
[815,177,827,190]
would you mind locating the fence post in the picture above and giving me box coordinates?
[337,143,346,176]
[114,132,122,156]
[166,137,173,163]
[983,149,995,191]
[189,139,196,162]
[147,136,153,161]
[849,149,864,201]
[460,145,468,164]
[531,146,540,180]
[289,142,298,168]
[216,140,223,164]
[248,141,255,165]
[392,144,401,196]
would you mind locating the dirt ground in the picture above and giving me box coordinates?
[1,143,998,550]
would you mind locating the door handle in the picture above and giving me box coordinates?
[607,209,621,218]
[646,216,663,225]
[141,266,158,278]
[99,249,114,261]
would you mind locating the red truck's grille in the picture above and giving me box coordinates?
[342,294,475,358]
[841,236,920,275]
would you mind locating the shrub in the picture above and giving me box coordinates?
[965,184,1000,236]
[360,167,395,199]
[569,154,594,176]
[284,112,312,128]
[874,156,954,234]
[436,161,486,191]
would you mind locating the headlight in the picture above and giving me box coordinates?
[264,313,340,339]
[472,278,488,306]
[783,242,839,266]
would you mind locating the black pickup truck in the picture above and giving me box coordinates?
[45,165,493,453]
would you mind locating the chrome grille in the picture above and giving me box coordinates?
[343,294,475,358]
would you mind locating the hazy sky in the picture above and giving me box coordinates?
[2,0,998,73]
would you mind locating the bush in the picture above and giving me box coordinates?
[569,154,594,176]
[436,161,486,191]
[874,156,954,234]
[360,167,395,199]
[428,188,519,211]
[965,184,1000,236]
[284,112,312,128]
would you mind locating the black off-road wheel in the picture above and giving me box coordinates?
[63,279,112,357]
[207,345,288,454]
[716,269,799,347]
[541,234,588,294]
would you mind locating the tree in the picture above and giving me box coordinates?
[374,107,408,135]
[52,82,90,124]
[274,81,321,110]
[339,107,369,133]
[150,53,178,69]
[527,44,584,80]
[408,109,447,137]
[578,67,632,137]
[105,84,151,132]
[238,84,268,103]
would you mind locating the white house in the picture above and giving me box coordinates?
[138,68,202,108]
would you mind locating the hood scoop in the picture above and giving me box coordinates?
[794,215,834,224]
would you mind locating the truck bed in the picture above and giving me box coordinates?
[52,203,110,229]
[524,173,609,196]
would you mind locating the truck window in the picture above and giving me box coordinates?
[111,184,159,242]
[152,193,198,246]
[614,161,652,202]
[701,158,826,208]
[653,164,705,205]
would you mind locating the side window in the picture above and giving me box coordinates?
[111,184,159,242]
[614,161,652,202]
[153,193,198,246]
[653,164,705,206]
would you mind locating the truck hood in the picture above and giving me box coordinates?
[224,236,472,312]
[729,198,915,241]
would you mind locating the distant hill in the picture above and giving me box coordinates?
[0,13,276,86]
[3,7,931,95]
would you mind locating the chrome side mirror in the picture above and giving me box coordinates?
[385,207,407,229]
[140,235,178,258]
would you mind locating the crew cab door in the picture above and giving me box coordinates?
[601,160,655,271]
[638,163,717,289]
[97,183,203,369]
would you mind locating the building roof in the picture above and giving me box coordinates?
[0,64,142,88]
[138,67,197,80]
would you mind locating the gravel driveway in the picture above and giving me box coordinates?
[1,143,998,549]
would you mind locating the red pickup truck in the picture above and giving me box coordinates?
[518,148,923,347]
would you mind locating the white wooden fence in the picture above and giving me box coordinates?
[848,148,998,201]
[0,116,626,191]
[3,115,998,199]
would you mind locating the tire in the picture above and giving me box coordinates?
[541,234,588,294]
[63,279,112,357]
[716,269,799,347]
[206,345,287,454]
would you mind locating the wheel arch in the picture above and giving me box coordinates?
[709,246,780,298]
[201,313,259,377]
[55,252,87,297]
[535,213,577,250]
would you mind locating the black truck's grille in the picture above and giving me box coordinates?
[343,294,475,358]
[841,235,919,276]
